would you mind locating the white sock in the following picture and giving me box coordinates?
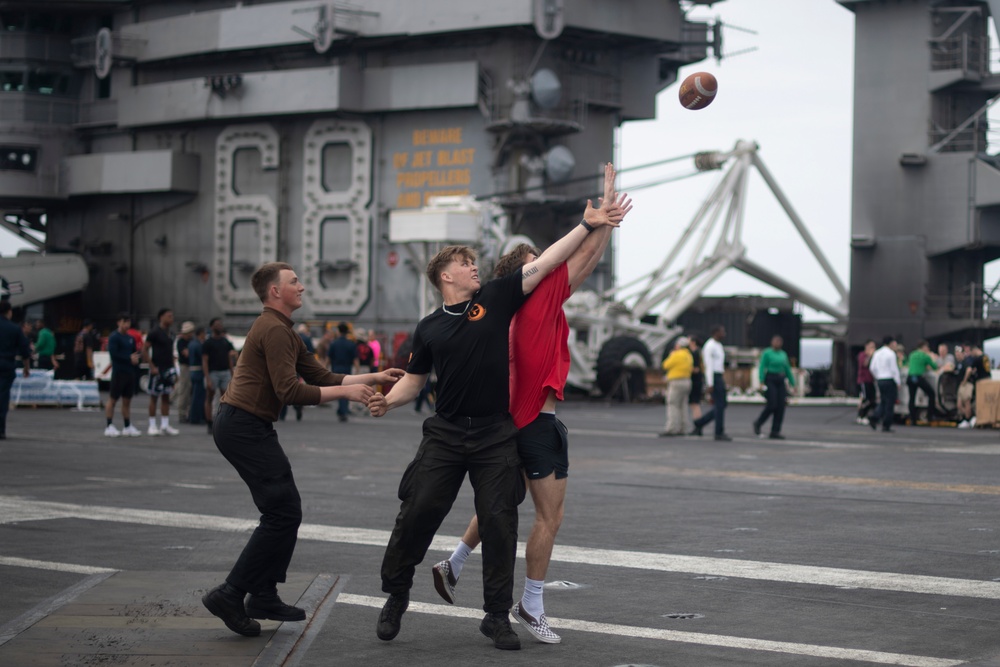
[149,417,157,429]
[521,577,544,617]
[160,416,170,429]
[449,540,473,578]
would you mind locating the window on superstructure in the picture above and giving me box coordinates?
[27,70,69,96]
[0,71,24,93]
[0,13,26,32]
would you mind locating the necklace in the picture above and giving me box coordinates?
[441,300,471,317]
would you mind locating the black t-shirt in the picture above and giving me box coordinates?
[690,349,703,377]
[407,272,527,418]
[203,335,235,372]
[177,337,190,363]
[962,354,990,382]
[146,326,174,370]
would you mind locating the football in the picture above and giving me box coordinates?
[678,71,718,110]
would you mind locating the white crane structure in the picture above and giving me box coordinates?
[565,140,849,396]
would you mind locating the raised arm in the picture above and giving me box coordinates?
[567,163,614,291]
[566,163,633,293]
[521,198,619,294]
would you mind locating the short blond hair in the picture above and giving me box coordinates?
[426,245,477,291]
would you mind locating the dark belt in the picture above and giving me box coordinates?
[440,412,509,429]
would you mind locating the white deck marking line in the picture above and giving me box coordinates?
[575,428,1000,453]
[338,594,961,667]
[3,495,1000,601]
[0,556,116,575]
[606,464,1000,496]
[575,427,883,448]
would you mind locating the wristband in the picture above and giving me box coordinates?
[580,219,595,233]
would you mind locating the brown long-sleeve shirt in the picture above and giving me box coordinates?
[222,307,345,422]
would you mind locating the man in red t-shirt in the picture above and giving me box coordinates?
[431,164,631,644]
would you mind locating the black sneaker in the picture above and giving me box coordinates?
[752,421,761,436]
[245,591,306,622]
[868,417,877,431]
[202,584,261,637]
[376,592,409,641]
[690,425,703,436]
[768,433,785,440]
[714,434,732,441]
[480,611,521,650]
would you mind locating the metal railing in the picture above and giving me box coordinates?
[930,33,988,75]
[925,285,1000,321]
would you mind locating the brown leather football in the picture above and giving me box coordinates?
[678,71,718,110]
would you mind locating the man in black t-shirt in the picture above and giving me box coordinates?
[144,308,178,435]
[367,203,619,651]
[203,317,237,430]
[957,342,991,427]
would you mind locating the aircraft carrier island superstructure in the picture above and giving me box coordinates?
[0,0,718,340]
[841,0,1000,348]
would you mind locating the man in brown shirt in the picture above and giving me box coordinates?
[202,262,403,637]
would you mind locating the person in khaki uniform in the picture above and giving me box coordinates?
[660,336,693,436]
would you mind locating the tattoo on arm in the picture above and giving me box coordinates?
[522,265,539,279]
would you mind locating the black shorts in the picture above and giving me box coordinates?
[688,375,704,404]
[110,370,136,400]
[518,413,568,481]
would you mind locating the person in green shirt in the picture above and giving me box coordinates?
[753,335,796,439]
[34,319,57,371]
[906,340,938,425]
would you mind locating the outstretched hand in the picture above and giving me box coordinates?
[606,192,633,223]
[345,384,375,404]
[583,199,620,228]
[376,368,405,385]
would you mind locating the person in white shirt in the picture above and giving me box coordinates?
[691,324,731,441]
[867,336,900,433]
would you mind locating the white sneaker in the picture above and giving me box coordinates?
[970,416,977,428]
[160,425,180,436]
[121,425,142,437]
[147,425,161,436]
[958,420,970,429]
[104,424,120,437]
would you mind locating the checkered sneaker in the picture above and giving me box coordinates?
[431,559,458,604]
[512,601,561,644]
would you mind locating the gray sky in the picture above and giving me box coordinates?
[617,0,855,322]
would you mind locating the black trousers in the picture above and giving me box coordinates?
[381,414,524,613]
[871,379,897,430]
[755,373,788,434]
[907,374,936,423]
[858,381,876,418]
[694,372,727,436]
[0,369,13,436]
[213,403,302,595]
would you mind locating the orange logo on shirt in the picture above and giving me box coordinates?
[467,304,486,321]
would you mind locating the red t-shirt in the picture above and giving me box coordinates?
[509,263,571,429]
[127,328,145,355]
